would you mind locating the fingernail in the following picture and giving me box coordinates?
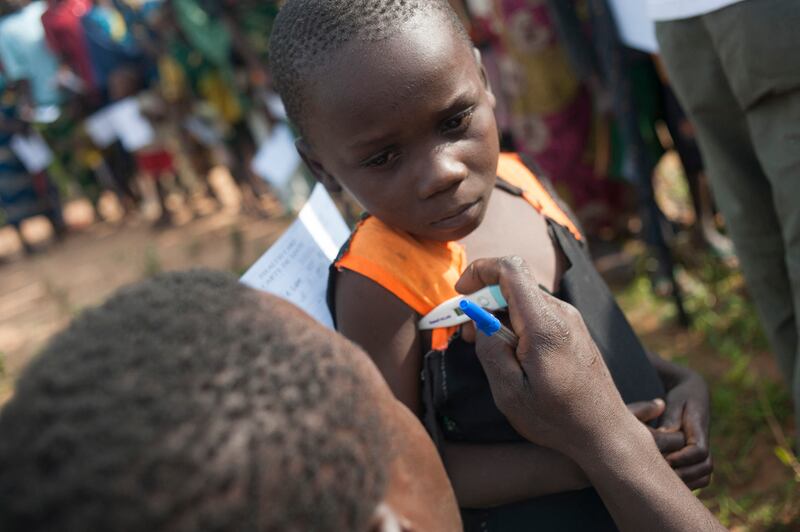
[654,399,665,408]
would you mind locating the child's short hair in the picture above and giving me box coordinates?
[0,270,388,532]
[269,0,470,135]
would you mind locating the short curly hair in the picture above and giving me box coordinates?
[269,0,469,137]
[0,270,389,532]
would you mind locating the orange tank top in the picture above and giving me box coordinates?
[333,153,582,350]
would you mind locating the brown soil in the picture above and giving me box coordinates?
[0,171,289,402]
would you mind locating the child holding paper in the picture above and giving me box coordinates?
[270,1,713,530]
[107,67,187,227]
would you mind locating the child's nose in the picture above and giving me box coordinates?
[416,152,469,199]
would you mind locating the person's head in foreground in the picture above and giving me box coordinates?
[270,0,500,242]
[0,271,461,532]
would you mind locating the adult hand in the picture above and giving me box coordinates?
[659,368,713,490]
[456,256,726,531]
[455,256,642,453]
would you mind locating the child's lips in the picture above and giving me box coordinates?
[430,199,482,229]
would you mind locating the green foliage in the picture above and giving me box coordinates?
[230,226,245,273]
[143,245,163,277]
[617,251,799,530]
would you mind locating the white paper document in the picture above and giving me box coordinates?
[84,107,117,148]
[84,97,156,152]
[251,123,301,190]
[263,91,288,121]
[106,97,156,152]
[10,132,54,173]
[240,184,350,328]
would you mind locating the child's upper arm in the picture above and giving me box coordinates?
[335,269,424,415]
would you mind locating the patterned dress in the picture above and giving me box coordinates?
[0,89,61,230]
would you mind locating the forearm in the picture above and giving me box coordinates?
[443,442,588,508]
[574,416,723,532]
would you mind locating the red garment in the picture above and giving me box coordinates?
[41,0,95,92]
[135,149,175,176]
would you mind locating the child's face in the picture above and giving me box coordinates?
[299,14,500,242]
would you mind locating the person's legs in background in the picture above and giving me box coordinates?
[656,1,800,436]
[659,82,734,258]
[711,0,800,439]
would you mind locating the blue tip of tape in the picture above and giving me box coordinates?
[459,299,501,336]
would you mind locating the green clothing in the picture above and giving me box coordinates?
[656,0,800,432]
[172,0,231,70]
[227,0,279,63]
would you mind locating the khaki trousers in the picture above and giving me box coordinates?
[656,0,800,433]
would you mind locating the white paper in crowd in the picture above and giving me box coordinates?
[10,132,54,173]
[84,107,117,148]
[183,115,222,146]
[263,91,288,121]
[251,123,301,190]
[106,97,156,152]
[606,0,659,53]
[32,105,61,124]
[240,184,350,329]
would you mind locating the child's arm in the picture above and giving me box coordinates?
[443,442,588,507]
[647,353,713,489]
[335,270,592,504]
[335,269,425,413]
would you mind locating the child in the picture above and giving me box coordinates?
[270,1,712,530]
[106,67,187,226]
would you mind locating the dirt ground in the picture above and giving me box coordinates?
[0,170,289,402]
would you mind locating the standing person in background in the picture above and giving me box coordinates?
[0,0,62,111]
[0,72,65,253]
[651,0,800,438]
[170,0,273,214]
[548,0,689,320]
[80,0,146,99]
[0,1,66,249]
[40,0,97,102]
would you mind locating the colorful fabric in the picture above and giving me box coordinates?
[41,0,96,92]
[0,96,55,225]
[224,0,279,63]
[0,1,62,106]
[172,0,231,70]
[470,0,612,216]
[81,2,143,91]
[169,0,245,123]
[135,149,174,175]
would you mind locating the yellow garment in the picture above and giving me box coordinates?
[198,72,242,124]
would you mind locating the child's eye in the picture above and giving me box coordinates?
[441,108,475,134]
[362,150,398,168]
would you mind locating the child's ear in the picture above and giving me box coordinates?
[472,47,496,110]
[295,138,342,193]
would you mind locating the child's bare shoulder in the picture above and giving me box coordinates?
[335,270,420,350]
[335,270,425,410]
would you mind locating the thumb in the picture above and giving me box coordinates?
[474,328,525,411]
[659,400,684,432]
[627,398,666,423]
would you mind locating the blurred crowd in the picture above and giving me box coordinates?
[4,0,760,383]
[5,5,764,429]
[0,0,725,298]
[0,0,286,252]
